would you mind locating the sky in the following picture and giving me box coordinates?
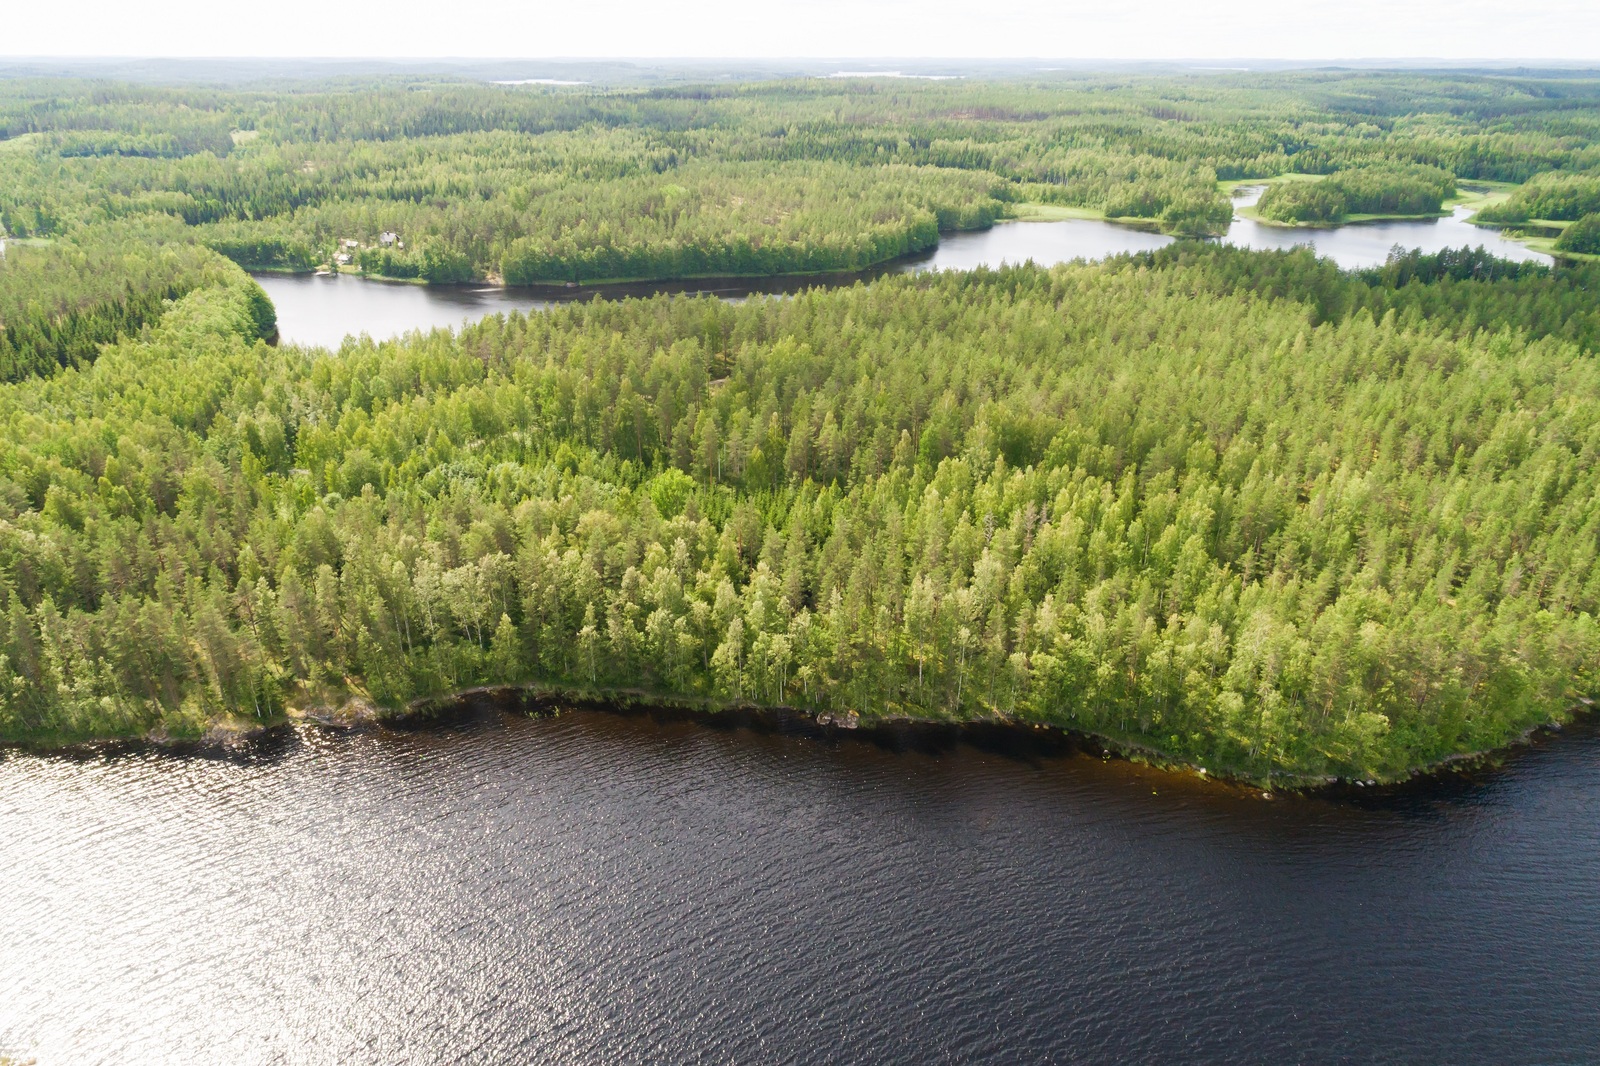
[5,0,1599,61]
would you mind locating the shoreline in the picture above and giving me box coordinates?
[264,208,1218,293]
[262,220,991,291]
[271,255,942,294]
[254,200,1562,308]
[6,683,1589,797]
[389,685,1594,793]
[1233,201,1453,229]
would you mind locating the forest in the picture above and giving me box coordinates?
[5,70,1600,289]
[1475,170,1600,223]
[1,245,1599,781]
[0,219,259,382]
[1253,164,1456,224]
[2,70,1600,782]
[1555,213,1600,254]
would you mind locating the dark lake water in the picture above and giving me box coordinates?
[3,705,1597,1064]
[256,194,1553,348]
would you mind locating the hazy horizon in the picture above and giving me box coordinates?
[3,56,1597,90]
[6,0,1599,64]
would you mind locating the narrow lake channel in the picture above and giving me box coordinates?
[255,193,1553,349]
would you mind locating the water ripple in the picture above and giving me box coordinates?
[1,708,1597,1064]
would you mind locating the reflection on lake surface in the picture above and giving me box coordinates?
[254,272,791,350]
[1223,184,1553,269]
[901,215,1175,272]
[256,262,948,349]
[256,195,1555,348]
[2,707,1598,1063]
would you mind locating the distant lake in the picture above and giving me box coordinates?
[1223,184,1553,268]
[255,193,1554,348]
[3,705,1597,1063]
[900,215,1174,272]
[254,269,901,350]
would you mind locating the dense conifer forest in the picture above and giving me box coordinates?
[2,70,1599,780]
[0,221,260,382]
[1253,164,1456,223]
[6,70,1600,285]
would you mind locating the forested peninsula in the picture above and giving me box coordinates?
[2,70,1599,783]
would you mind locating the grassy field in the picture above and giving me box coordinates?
[1008,203,1109,221]
[1343,210,1450,223]
[1008,203,1170,234]
[0,131,42,153]
[1450,179,1519,213]
[1219,173,1327,196]
[1507,232,1598,261]
[1240,207,1455,228]
[1470,216,1572,234]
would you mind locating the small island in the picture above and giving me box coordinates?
[1235,165,1457,227]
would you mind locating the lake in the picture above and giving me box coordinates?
[256,196,1553,348]
[253,268,910,350]
[2,705,1597,1064]
[1223,184,1554,267]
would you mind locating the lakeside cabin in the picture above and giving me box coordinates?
[332,233,404,267]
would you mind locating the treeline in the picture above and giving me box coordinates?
[198,225,319,272]
[1015,156,1232,236]
[493,163,1003,282]
[5,73,1600,285]
[227,156,1006,282]
[1118,243,1600,353]
[0,229,260,382]
[1470,171,1600,258]
[1555,214,1600,255]
[1,252,1595,782]
[3,127,1015,281]
[1255,165,1456,224]
[1476,171,1600,223]
[0,80,240,155]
